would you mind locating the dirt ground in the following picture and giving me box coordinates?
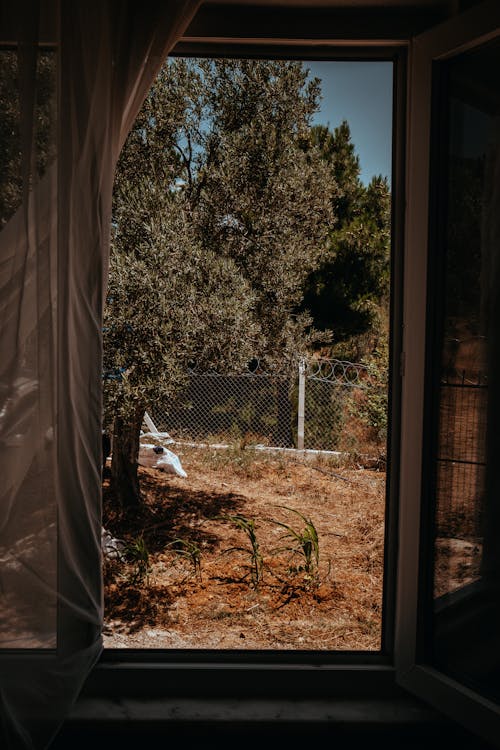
[103,445,386,651]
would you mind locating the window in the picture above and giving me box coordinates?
[3,3,500,748]
[98,1,500,744]
[102,55,395,654]
[426,37,500,702]
[396,3,500,745]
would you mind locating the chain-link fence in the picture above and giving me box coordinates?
[433,355,488,598]
[435,367,487,542]
[150,357,385,452]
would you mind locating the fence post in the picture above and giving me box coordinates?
[297,358,306,450]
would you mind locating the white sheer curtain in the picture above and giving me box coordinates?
[0,1,200,747]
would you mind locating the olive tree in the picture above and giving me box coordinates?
[105,58,336,507]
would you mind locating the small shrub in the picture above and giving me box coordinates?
[219,514,264,585]
[167,538,203,581]
[270,506,321,583]
[356,344,388,444]
[124,535,152,585]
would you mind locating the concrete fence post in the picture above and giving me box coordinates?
[297,358,306,450]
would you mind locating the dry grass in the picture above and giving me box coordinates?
[103,445,386,650]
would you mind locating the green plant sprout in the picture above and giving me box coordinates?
[219,514,264,585]
[124,535,152,585]
[167,538,203,581]
[270,506,320,581]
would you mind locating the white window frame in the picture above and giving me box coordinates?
[395,1,500,745]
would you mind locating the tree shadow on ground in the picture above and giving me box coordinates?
[103,468,246,554]
[104,580,176,631]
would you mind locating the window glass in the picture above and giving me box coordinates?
[430,38,500,703]
[102,58,394,651]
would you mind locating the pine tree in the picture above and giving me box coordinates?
[302,122,391,360]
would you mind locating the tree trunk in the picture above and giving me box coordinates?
[111,406,145,508]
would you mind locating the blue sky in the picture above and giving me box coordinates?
[306,61,393,185]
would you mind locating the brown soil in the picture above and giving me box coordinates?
[103,445,385,651]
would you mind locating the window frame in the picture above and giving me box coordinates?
[394,1,500,745]
[96,41,406,685]
[4,4,500,744]
[0,18,406,704]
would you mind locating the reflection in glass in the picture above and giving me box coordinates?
[430,39,500,703]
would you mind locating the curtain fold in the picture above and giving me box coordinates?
[0,1,200,747]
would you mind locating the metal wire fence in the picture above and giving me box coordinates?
[435,368,488,541]
[150,357,384,452]
[433,364,488,598]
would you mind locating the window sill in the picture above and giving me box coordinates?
[56,692,493,750]
[68,694,439,726]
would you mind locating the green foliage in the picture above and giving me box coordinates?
[219,514,264,585]
[124,536,152,585]
[270,505,321,581]
[185,59,335,357]
[105,59,337,422]
[103,203,255,425]
[104,59,391,504]
[302,123,391,359]
[352,338,389,445]
[105,58,341,503]
[0,50,56,229]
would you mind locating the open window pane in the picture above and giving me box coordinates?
[429,37,500,704]
[102,57,393,651]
